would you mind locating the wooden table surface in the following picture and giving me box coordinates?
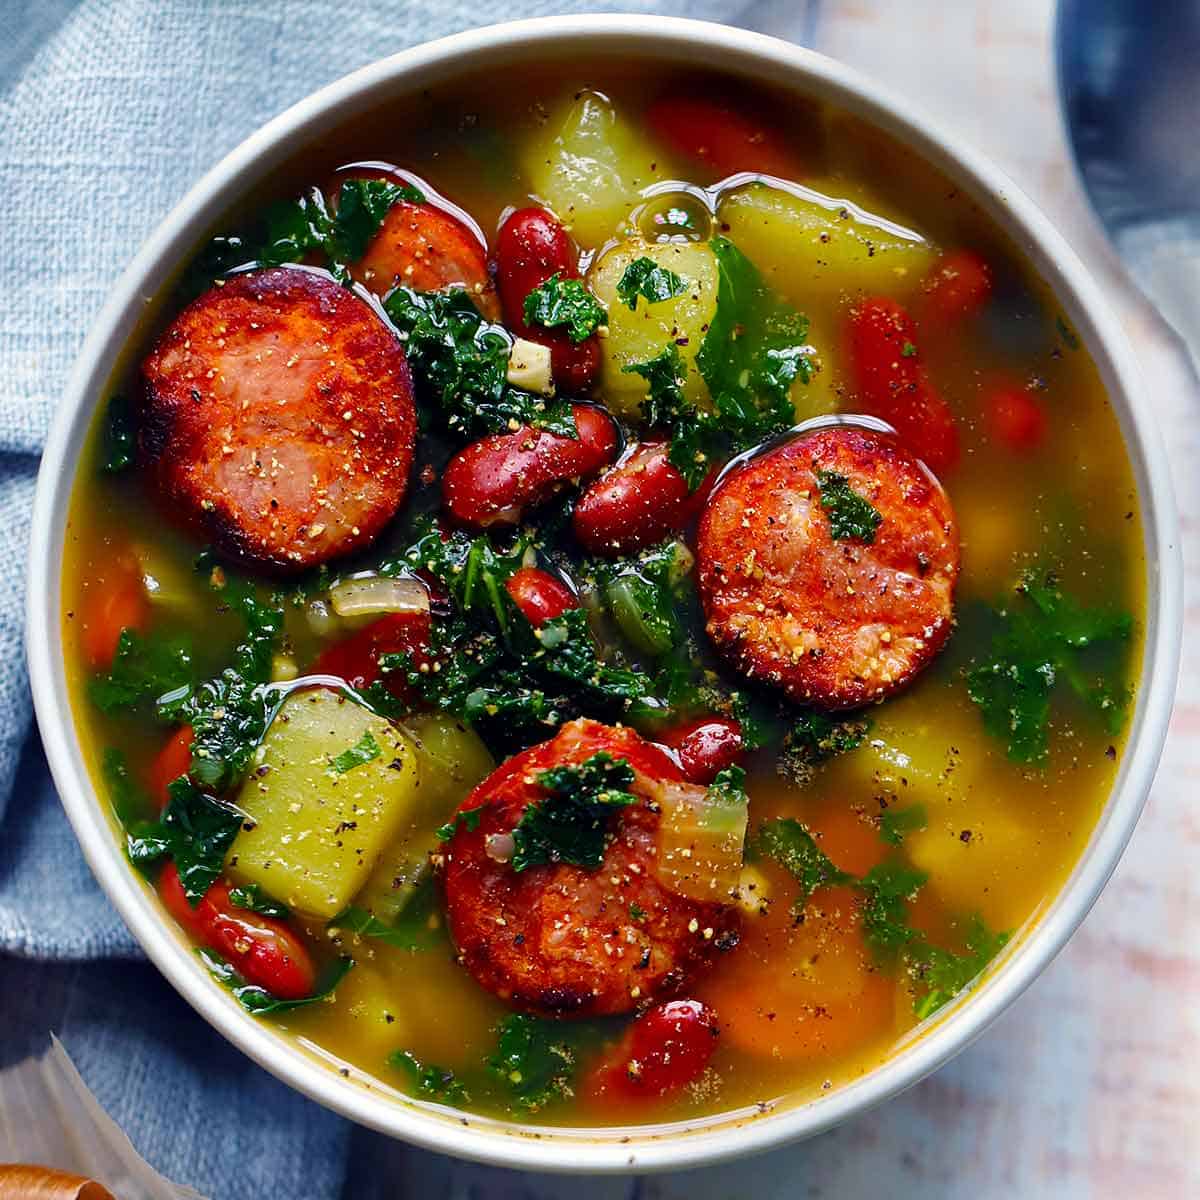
[385,4,1199,1196]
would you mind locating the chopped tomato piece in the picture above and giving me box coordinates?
[987,385,1046,452]
[148,726,195,811]
[81,557,149,671]
[921,249,992,324]
[310,610,431,695]
[505,566,579,627]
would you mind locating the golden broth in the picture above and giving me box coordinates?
[63,64,1142,1128]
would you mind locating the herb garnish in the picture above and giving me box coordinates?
[511,752,637,872]
[878,805,928,846]
[616,257,688,310]
[966,570,1132,763]
[436,807,485,843]
[815,470,882,542]
[331,731,381,774]
[522,274,606,343]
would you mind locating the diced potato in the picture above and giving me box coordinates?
[301,960,411,1061]
[589,238,718,418]
[228,689,419,919]
[353,714,494,923]
[523,90,656,249]
[717,181,935,307]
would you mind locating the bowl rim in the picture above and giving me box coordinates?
[25,13,1183,1174]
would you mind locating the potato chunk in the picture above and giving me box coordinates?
[228,688,418,918]
[717,181,934,305]
[589,238,718,419]
[523,90,656,250]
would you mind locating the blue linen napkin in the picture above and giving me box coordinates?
[0,2,753,1196]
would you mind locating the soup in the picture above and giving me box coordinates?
[63,65,1142,1129]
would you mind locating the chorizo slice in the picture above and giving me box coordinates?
[696,425,959,709]
[138,267,416,572]
[440,718,740,1018]
[335,170,500,320]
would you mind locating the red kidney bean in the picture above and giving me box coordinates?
[442,403,618,528]
[494,207,599,393]
[658,716,746,784]
[646,92,804,180]
[158,862,317,1001]
[505,566,579,627]
[586,999,720,1104]
[573,441,708,556]
[920,249,992,325]
[844,296,960,476]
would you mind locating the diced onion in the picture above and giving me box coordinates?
[330,575,431,618]
[652,778,748,902]
[485,832,515,863]
[305,597,337,638]
[507,337,555,396]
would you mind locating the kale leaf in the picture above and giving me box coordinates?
[435,806,485,843]
[695,236,812,444]
[487,1014,576,1111]
[815,469,882,542]
[878,804,928,846]
[199,948,353,1014]
[126,776,244,904]
[616,257,688,310]
[388,1050,469,1104]
[88,630,195,715]
[858,861,928,959]
[620,344,709,489]
[911,916,1011,1019]
[522,274,606,343]
[753,818,852,911]
[384,286,575,438]
[777,709,870,784]
[511,751,637,872]
[967,570,1133,763]
[329,879,444,952]
[328,178,423,263]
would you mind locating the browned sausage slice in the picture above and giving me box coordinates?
[696,424,959,709]
[440,719,740,1018]
[335,172,500,321]
[138,267,416,572]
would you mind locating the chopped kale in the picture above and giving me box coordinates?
[327,178,423,263]
[227,883,290,919]
[522,274,606,343]
[487,1014,576,1111]
[966,570,1133,763]
[126,776,243,904]
[332,731,381,774]
[696,237,812,445]
[101,747,149,826]
[620,345,710,491]
[383,286,575,438]
[858,861,928,959]
[878,804,928,846]
[101,394,135,473]
[511,752,637,872]
[707,764,749,807]
[815,469,882,543]
[616,257,689,310]
[329,879,443,952]
[256,187,333,269]
[388,1050,468,1104]
[88,629,194,715]
[436,806,485,843]
[911,916,1011,1019]
[753,818,853,910]
[199,948,353,1014]
[755,820,1008,1018]
[785,710,871,763]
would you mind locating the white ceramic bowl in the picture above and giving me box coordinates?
[26,14,1182,1174]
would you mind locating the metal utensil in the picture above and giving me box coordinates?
[1057,0,1200,372]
